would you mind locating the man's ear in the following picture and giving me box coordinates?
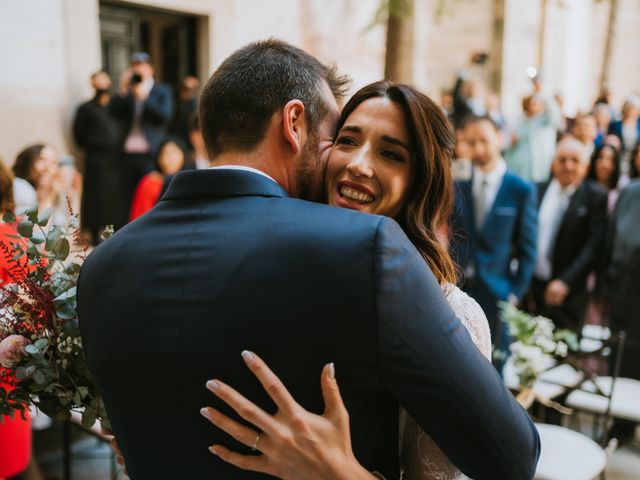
[281,100,306,154]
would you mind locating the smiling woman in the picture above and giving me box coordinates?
[325,81,457,285]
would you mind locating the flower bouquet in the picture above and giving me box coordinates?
[0,206,111,429]
[500,302,578,389]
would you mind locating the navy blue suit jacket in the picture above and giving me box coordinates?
[452,172,538,315]
[110,82,174,156]
[608,119,640,146]
[78,169,539,479]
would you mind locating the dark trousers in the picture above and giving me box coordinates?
[121,152,154,223]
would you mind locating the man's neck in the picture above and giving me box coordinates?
[475,156,501,174]
[211,151,293,194]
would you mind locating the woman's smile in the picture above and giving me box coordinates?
[325,97,413,218]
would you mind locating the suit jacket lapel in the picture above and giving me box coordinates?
[459,179,476,243]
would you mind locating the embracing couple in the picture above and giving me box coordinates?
[78,40,540,479]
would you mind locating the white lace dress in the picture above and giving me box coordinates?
[400,285,492,480]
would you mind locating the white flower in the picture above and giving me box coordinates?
[555,341,568,357]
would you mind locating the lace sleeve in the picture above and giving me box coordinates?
[444,285,492,360]
[401,285,492,480]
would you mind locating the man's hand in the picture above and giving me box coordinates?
[544,279,570,306]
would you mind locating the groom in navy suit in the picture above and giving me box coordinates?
[78,41,539,479]
[452,116,538,368]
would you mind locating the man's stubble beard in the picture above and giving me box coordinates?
[297,132,327,203]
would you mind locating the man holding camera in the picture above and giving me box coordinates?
[111,52,174,224]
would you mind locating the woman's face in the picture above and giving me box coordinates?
[325,97,413,218]
[594,147,615,185]
[30,145,58,184]
[158,143,185,175]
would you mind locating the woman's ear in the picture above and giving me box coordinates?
[281,100,306,154]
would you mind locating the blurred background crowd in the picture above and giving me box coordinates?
[1,0,640,479]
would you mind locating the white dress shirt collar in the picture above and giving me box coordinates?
[210,165,278,185]
[472,158,507,189]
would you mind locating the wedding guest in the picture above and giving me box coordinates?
[506,93,560,183]
[170,75,200,149]
[11,145,41,214]
[452,115,538,371]
[11,143,80,225]
[572,113,598,158]
[604,179,640,442]
[73,70,123,242]
[527,138,608,331]
[628,142,640,180]
[187,113,211,170]
[110,52,173,218]
[129,138,186,221]
[593,103,612,148]
[450,58,487,128]
[0,159,32,480]
[586,144,621,213]
[608,96,640,176]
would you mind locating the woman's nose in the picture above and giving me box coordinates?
[346,150,374,178]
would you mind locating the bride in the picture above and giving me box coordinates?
[199,80,492,480]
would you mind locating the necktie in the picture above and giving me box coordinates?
[475,179,489,231]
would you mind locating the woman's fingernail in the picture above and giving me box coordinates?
[206,380,220,391]
[241,350,255,365]
[200,407,211,419]
[209,446,218,456]
[328,362,335,379]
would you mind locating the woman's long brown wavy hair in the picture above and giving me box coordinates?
[334,81,457,285]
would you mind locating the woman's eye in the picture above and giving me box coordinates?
[335,136,357,146]
[381,149,404,162]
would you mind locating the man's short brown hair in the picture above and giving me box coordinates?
[199,39,349,158]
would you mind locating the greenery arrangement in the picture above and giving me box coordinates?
[0,206,111,429]
[500,301,578,389]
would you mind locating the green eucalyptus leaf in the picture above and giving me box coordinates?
[24,205,39,223]
[56,303,76,320]
[34,338,48,350]
[81,408,96,429]
[54,287,76,302]
[44,226,62,252]
[63,319,80,335]
[33,370,45,385]
[24,365,36,376]
[30,232,46,244]
[2,211,16,223]
[37,207,54,226]
[17,221,33,238]
[54,238,70,261]
[77,386,89,399]
[24,344,40,355]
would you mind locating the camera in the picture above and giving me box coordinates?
[130,73,143,85]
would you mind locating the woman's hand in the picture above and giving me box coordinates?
[101,426,128,476]
[201,351,375,480]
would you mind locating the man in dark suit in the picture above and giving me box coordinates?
[73,71,124,242]
[78,40,539,480]
[110,52,174,222]
[452,116,538,368]
[527,138,608,331]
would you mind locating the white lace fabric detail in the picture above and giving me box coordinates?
[401,285,492,480]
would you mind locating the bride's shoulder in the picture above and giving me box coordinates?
[442,284,492,358]
[443,284,483,315]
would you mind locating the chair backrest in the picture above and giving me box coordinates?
[567,330,626,446]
